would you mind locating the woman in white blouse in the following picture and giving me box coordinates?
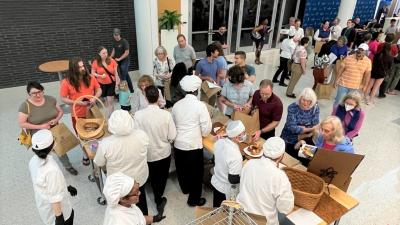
[153,46,175,106]
[132,75,166,113]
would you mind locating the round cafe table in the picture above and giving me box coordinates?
[38,60,70,113]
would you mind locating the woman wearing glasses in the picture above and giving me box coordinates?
[18,81,78,175]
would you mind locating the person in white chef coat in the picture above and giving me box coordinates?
[134,85,177,214]
[29,129,77,225]
[211,120,245,207]
[102,172,165,225]
[94,109,150,215]
[237,137,294,225]
[171,75,212,207]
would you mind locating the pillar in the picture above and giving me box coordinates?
[337,0,357,28]
[134,0,159,75]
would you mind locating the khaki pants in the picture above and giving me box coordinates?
[286,64,303,95]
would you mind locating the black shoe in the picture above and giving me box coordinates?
[286,94,296,98]
[377,94,386,98]
[156,197,167,215]
[279,83,288,87]
[66,167,78,176]
[187,198,206,207]
[285,76,290,80]
[272,79,279,83]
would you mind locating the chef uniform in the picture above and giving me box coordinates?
[237,137,294,225]
[134,97,177,212]
[211,120,245,207]
[102,172,146,225]
[171,75,212,206]
[29,129,74,225]
[94,110,150,215]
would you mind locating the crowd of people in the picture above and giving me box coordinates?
[17,14,398,224]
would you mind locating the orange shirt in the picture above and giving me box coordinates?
[91,59,118,84]
[338,55,371,89]
[60,76,100,117]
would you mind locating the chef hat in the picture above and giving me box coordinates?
[103,172,135,207]
[108,110,134,136]
[358,43,369,51]
[180,75,202,92]
[263,137,285,159]
[32,129,54,150]
[226,120,245,138]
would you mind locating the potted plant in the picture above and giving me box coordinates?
[159,10,182,57]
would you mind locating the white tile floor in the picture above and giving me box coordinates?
[1,49,399,225]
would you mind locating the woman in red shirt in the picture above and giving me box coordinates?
[60,57,102,165]
[92,46,120,116]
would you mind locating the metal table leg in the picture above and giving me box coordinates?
[88,159,106,205]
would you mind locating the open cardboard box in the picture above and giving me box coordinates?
[307,149,364,192]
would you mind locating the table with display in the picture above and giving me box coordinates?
[38,60,70,113]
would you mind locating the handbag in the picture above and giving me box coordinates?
[18,101,32,149]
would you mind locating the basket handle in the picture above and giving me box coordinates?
[72,95,106,120]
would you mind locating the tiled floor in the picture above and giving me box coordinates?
[1,49,399,225]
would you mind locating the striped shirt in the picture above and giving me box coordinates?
[338,55,371,89]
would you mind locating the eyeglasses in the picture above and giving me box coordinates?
[29,90,43,96]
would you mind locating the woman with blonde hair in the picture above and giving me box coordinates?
[315,116,354,153]
[332,91,365,140]
[132,75,166,112]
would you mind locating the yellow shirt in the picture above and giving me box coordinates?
[338,55,371,89]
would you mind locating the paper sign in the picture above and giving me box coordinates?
[328,53,338,65]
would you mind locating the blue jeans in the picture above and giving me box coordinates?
[334,85,359,107]
[118,59,134,93]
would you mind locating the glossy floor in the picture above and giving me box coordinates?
[0,49,399,225]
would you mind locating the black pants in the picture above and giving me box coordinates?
[213,187,226,207]
[261,129,275,141]
[120,105,131,111]
[148,155,171,205]
[174,147,204,204]
[379,80,388,96]
[137,185,148,215]
[64,209,74,225]
[272,57,289,84]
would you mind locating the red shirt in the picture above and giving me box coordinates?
[91,59,118,84]
[322,141,336,151]
[252,91,283,129]
[60,76,100,117]
[377,43,398,57]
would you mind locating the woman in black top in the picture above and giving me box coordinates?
[252,18,271,65]
[365,42,393,104]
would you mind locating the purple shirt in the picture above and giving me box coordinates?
[252,91,283,129]
[332,106,365,139]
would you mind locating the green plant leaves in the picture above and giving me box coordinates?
[159,10,182,30]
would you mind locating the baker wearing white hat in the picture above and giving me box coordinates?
[102,172,165,225]
[237,137,294,225]
[211,120,245,207]
[171,75,212,207]
[29,129,77,225]
[94,109,150,215]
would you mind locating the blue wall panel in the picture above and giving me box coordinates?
[353,0,378,24]
[302,0,341,29]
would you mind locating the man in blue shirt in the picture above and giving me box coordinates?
[234,51,256,83]
[196,44,219,84]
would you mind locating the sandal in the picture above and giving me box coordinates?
[82,157,90,166]
[66,167,78,175]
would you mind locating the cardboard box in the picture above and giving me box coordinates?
[232,109,260,136]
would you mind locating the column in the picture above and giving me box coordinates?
[134,0,159,75]
[337,0,357,28]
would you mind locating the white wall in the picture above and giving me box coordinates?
[181,0,189,38]
[134,0,159,75]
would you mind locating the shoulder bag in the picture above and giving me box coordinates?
[18,101,32,149]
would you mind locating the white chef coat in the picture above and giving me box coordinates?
[131,89,166,113]
[237,157,294,225]
[94,129,150,186]
[29,154,72,225]
[172,94,212,150]
[289,26,304,41]
[134,104,177,162]
[211,138,243,195]
[103,204,146,225]
[330,25,342,41]
[280,38,296,59]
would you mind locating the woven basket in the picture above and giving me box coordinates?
[283,167,325,211]
[73,95,106,140]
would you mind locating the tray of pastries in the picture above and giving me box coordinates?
[243,142,263,158]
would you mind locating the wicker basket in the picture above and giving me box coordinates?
[283,167,325,211]
[73,95,106,140]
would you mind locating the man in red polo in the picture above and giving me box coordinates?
[251,79,283,141]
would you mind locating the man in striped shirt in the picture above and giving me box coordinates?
[334,44,371,106]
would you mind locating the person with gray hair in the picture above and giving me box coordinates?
[330,18,342,41]
[153,46,175,106]
[281,88,320,165]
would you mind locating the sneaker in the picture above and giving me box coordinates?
[286,94,296,98]
[279,83,288,87]
[187,198,206,207]
[272,79,279,83]
[66,167,78,176]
